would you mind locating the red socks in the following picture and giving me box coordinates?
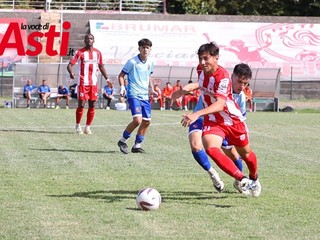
[76,107,95,126]
[86,107,95,126]
[242,151,258,180]
[206,147,244,180]
[76,107,84,124]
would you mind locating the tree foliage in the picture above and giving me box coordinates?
[166,0,320,16]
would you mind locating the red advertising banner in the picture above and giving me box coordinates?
[0,18,27,75]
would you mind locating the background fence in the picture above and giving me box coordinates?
[12,63,281,96]
[0,0,165,13]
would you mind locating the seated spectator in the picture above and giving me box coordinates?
[55,85,70,109]
[149,84,163,110]
[23,79,36,109]
[243,83,253,112]
[170,79,183,110]
[37,79,51,108]
[69,83,78,99]
[162,82,173,110]
[103,81,114,110]
[183,80,200,111]
[115,96,127,111]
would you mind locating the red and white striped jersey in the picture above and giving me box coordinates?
[198,66,246,126]
[69,47,103,86]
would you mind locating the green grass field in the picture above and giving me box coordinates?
[0,108,319,239]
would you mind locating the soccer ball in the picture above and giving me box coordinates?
[136,187,161,211]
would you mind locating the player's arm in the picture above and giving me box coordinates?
[67,63,75,79]
[99,64,109,82]
[118,71,126,96]
[172,82,199,100]
[181,97,225,127]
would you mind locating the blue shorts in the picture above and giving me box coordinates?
[128,97,151,121]
[188,118,203,134]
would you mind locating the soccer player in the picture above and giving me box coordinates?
[243,83,253,112]
[172,64,224,192]
[162,82,173,110]
[55,85,70,109]
[180,42,261,197]
[102,81,114,110]
[117,38,154,154]
[37,79,51,108]
[149,84,163,110]
[221,63,252,193]
[23,79,36,109]
[67,33,109,134]
[170,80,183,110]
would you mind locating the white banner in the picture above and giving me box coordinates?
[90,20,320,80]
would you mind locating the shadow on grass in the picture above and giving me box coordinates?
[0,128,70,134]
[48,189,243,208]
[31,148,118,154]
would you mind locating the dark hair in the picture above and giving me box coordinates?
[85,33,94,40]
[233,63,252,80]
[197,42,219,57]
[138,38,152,47]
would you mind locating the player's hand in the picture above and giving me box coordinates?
[171,90,182,101]
[69,73,75,79]
[120,85,126,96]
[181,113,197,127]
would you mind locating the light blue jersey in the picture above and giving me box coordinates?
[194,95,204,113]
[122,55,154,100]
[233,91,247,116]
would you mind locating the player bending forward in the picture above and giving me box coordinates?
[180,42,261,197]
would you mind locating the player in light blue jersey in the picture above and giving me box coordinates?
[117,38,155,154]
[222,63,252,192]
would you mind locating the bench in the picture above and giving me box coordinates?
[13,87,39,108]
[12,87,78,109]
[252,92,279,112]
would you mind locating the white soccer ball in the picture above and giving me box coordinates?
[136,187,161,211]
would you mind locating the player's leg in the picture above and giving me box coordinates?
[75,85,87,134]
[83,86,97,134]
[131,99,151,153]
[203,126,251,194]
[189,121,224,192]
[84,99,95,134]
[25,92,31,108]
[65,96,70,109]
[228,122,261,197]
[118,98,142,154]
[236,145,261,197]
[222,143,243,171]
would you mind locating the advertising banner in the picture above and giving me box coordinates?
[90,20,320,80]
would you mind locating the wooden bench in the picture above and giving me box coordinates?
[252,92,279,112]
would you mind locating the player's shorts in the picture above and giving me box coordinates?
[202,122,249,147]
[221,137,233,150]
[128,97,151,121]
[77,85,98,101]
[188,118,203,135]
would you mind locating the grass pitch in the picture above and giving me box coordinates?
[0,107,319,239]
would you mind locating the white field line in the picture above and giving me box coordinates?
[0,121,181,130]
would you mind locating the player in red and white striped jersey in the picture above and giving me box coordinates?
[180,42,261,197]
[67,33,109,134]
